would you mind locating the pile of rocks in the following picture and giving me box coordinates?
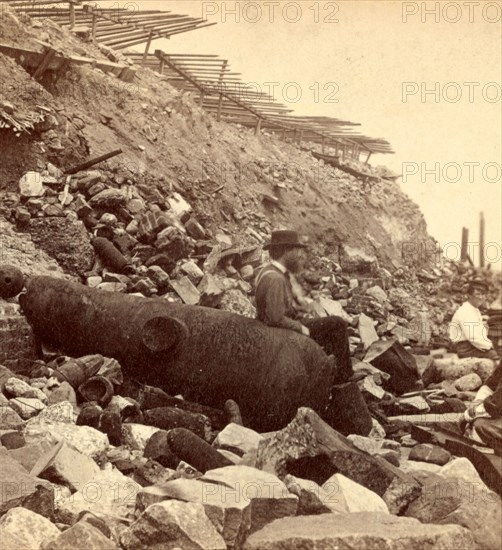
[1,350,500,548]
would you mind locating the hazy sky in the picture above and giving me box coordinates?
[101,1,501,266]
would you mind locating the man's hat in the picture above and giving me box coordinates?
[263,230,307,250]
[468,278,488,293]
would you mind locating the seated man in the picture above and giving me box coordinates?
[461,360,502,456]
[448,279,498,360]
[255,229,354,384]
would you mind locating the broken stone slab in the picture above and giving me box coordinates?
[0,453,54,518]
[322,473,389,514]
[358,313,379,350]
[0,529,24,549]
[88,189,128,209]
[57,466,141,524]
[454,373,482,391]
[0,431,26,450]
[27,401,77,425]
[366,285,388,303]
[243,512,474,549]
[217,449,241,464]
[218,288,257,318]
[0,399,25,429]
[201,465,298,538]
[0,506,60,549]
[9,397,46,419]
[4,377,47,402]
[347,435,390,455]
[47,381,78,407]
[388,412,462,424]
[358,375,386,399]
[134,478,212,512]
[19,171,44,197]
[317,296,352,322]
[167,192,192,218]
[7,440,53,472]
[145,467,297,547]
[121,500,225,550]
[438,457,487,487]
[24,422,109,458]
[132,459,178,488]
[399,460,443,477]
[169,276,201,305]
[284,474,346,515]
[434,357,496,382]
[405,476,502,550]
[395,395,430,414]
[212,423,264,456]
[180,260,204,285]
[408,444,451,466]
[254,408,421,514]
[121,423,160,452]
[41,521,119,550]
[31,441,101,492]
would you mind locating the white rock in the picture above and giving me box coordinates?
[19,171,44,197]
[31,441,101,492]
[24,422,109,458]
[318,297,352,322]
[27,401,77,425]
[366,285,388,303]
[454,373,483,392]
[0,507,60,549]
[167,192,191,217]
[439,457,487,488]
[122,423,160,452]
[213,423,264,456]
[57,466,140,523]
[121,500,226,550]
[180,260,204,284]
[9,397,46,419]
[4,377,48,402]
[358,313,379,350]
[322,473,389,514]
[285,475,346,514]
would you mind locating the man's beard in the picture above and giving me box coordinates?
[284,257,301,273]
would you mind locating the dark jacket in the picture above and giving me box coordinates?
[254,263,304,333]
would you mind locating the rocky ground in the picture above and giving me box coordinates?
[1,4,502,550]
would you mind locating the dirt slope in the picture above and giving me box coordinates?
[0,6,433,271]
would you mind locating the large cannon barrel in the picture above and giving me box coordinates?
[20,276,334,431]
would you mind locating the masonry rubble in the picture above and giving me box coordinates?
[1,159,501,547]
[1,4,501,545]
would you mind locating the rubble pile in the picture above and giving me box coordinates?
[1,351,499,549]
[0,4,501,548]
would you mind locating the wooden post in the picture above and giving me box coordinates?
[298,130,304,146]
[255,117,262,136]
[69,1,76,29]
[142,31,154,67]
[158,57,165,74]
[479,212,485,268]
[461,227,469,262]
[216,93,224,121]
[91,13,98,40]
[365,151,372,164]
[199,90,205,107]
[321,136,326,154]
